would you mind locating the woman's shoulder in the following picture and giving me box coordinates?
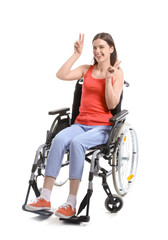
[79,64,92,77]
[82,64,92,74]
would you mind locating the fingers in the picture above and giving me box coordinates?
[108,66,115,73]
[74,34,84,55]
[75,34,84,50]
[114,60,122,68]
[78,33,84,43]
[78,33,81,42]
[81,33,84,43]
[74,41,79,48]
[107,60,121,77]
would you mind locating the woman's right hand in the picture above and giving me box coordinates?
[74,33,84,56]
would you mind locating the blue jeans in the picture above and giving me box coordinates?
[45,123,112,180]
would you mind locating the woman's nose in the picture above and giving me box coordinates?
[94,48,100,54]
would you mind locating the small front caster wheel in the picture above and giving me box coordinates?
[105,194,123,213]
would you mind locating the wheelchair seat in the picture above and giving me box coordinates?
[22,78,138,223]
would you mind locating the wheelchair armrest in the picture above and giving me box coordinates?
[109,109,129,123]
[48,107,70,116]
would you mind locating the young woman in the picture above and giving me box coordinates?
[26,33,124,219]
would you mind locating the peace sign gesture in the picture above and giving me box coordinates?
[106,60,122,80]
[74,33,84,56]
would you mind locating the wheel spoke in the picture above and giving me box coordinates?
[112,123,138,196]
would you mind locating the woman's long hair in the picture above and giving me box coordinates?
[92,32,117,66]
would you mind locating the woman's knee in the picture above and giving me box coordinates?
[52,132,68,148]
[69,136,84,151]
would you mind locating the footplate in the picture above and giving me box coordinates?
[22,204,53,217]
[59,215,90,224]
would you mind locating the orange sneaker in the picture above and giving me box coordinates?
[25,198,51,211]
[55,204,76,219]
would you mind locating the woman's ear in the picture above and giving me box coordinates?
[110,46,114,54]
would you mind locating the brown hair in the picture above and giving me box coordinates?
[92,32,117,66]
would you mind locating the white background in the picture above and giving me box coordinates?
[0,0,168,239]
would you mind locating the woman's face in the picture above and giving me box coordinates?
[92,38,114,64]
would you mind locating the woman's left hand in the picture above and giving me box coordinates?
[106,60,121,80]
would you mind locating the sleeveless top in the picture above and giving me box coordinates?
[75,65,113,125]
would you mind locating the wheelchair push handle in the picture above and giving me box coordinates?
[124,80,129,87]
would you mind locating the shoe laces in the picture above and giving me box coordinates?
[31,197,43,203]
[58,203,74,211]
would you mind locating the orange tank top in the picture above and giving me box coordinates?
[75,65,113,125]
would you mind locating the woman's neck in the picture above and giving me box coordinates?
[95,61,110,73]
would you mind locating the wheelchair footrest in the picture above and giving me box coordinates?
[22,204,53,217]
[59,215,90,224]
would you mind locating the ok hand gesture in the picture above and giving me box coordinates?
[74,33,84,56]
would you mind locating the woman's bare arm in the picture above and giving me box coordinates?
[56,34,89,80]
[105,61,124,110]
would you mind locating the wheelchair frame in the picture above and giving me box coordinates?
[22,79,138,223]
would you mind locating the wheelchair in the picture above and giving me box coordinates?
[22,78,138,223]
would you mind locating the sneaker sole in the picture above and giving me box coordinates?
[25,205,51,211]
[55,211,75,219]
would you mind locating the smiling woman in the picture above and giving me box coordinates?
[25,32,124,219]
[92,39,114,79]
[92,32,118,67]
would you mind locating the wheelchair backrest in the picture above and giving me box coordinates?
[71,79,123,124]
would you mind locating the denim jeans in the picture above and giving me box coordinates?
[45,123,112,180]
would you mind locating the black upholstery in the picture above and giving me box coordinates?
[71,79,83,124]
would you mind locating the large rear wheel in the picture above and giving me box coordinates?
[112,123,138,196]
